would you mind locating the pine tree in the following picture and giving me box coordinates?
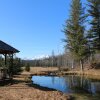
[86,30,95,62]
[87,0,100,51]
[63,0,89,71]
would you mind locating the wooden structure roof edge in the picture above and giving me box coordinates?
[0,40,20,54]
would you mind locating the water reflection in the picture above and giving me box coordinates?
[32,75,100,99]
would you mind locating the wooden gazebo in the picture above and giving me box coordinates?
[0,40,19,79]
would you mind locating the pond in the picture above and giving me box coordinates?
[32,75,100,100]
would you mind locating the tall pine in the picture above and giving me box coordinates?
[87,0,100,52]
[63,0,89,71]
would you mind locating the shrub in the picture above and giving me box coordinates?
[25,63,30,72]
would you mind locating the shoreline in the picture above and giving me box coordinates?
[2,67,98,100]
[28,67,100,80]
[0,73,72,100]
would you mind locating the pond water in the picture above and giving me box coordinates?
[32,75,100,100]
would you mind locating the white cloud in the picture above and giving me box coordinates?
[33,54,49,60]
[23,57,33,60]
[23,54,49,60]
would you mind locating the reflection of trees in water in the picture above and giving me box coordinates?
[94,91,100,99]
[50,76,100,100]
[91,82,100,94]
[50,75,100,98]
[64,75,96,94]
[64,75,76,93]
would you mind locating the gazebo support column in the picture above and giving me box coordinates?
[11,54,13,75]
[11,54,13,68]
[1,54,8,79]
[4,54,7,66]
[9,53,14,78]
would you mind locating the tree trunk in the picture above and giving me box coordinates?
[80,60,83,71]
[80,75,83,87]
[71,60,74,69]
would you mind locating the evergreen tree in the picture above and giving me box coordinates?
[86,30,95,62]
[87,0,100,51]
[63,0,89,71]
[25,63,30,72]
[8,57,22,75]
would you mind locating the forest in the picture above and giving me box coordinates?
[22,0,100,71]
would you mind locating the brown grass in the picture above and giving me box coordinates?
[3,66,98,100]
[26,67,100,80]
[30,67,58,73]
[0,67,71,100]
[0,85,68,100]
[22,67,58,75]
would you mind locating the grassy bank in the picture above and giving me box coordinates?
[1,66,98,100]
[27,67,100,80]
[0,70,71,100]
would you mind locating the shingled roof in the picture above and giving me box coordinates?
[0,40,20,54]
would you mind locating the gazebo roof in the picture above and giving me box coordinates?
[0,40,20,54]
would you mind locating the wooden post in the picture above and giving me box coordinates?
[11,54,13,68]
[2,54,7,79]
[7,53,14,79]
[4,54,7,66]
[10,53,13,78]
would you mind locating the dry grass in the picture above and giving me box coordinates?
[2,66,99,100]
[22,67,58,75]
[0,84,68,100]
[58,69,100,80]
[0,67,70,100]
[27,66,100,74]
[30,67,58,73]
[25,67,100,80]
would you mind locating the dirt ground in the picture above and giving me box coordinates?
[0,67,70,100]
[0,83,68,100]
[0,66,99,100]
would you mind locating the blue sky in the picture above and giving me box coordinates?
[0,0,87,59]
